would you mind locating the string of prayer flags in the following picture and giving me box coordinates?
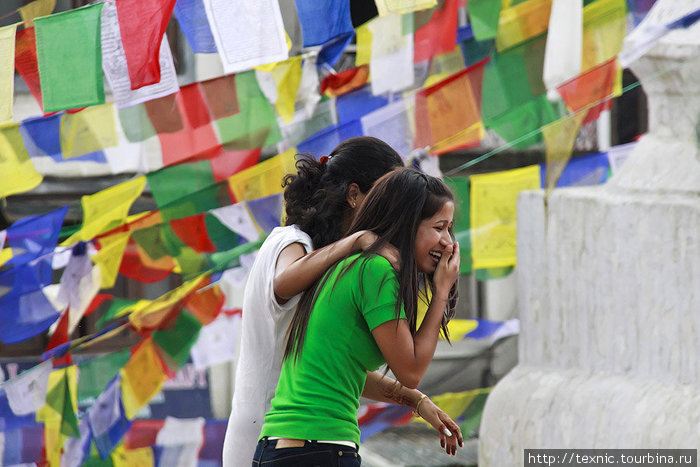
[367,13,414,95]
[128,276,206,331]
[120,338,169,419]
[470,165,540,269]
[101,1,179,110]
[0,122,43,198]
[496,0,552,52]
[0,25,17,123]
[413,0,459,63]
[414,62,485,154]
[228,148,296,202]
[557,58,621,124]
[20,113,106,164]
[542,111,586,192]
[203,0,288,74]
[467,0,501,41]
[214,71,282,150]
[116,0,177,90]
[173,0,217,54]
[14,27,43,110]
[581,0,626,72]
[35,3,105,112]
[63,176,146,245]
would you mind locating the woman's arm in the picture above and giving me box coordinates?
[362,371,463,455]
[371,242,460,389]
[273,230,382,304]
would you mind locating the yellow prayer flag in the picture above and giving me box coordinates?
[0,24,17,122]
[0,248,12,267]
[111,444,154,467]
[470,165,540,269]
[496,0,552,52]
[43,419,63,467]
[542,112,586,193]
[0,123,43,198]
[581,0,626,72]
[92,231,131,288]
[228,148,297,202]
[270,56,303,123]
[18,0,56,26]
[424,46,466,87]
[60,103,118,159]
[355,22,373,67]
[120,338,168,419]
[375,0,437,16]
[63,176,146,245]
[416,288,478,340]
[128,275,206,330]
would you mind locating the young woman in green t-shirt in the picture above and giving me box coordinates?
[254,168,461,466]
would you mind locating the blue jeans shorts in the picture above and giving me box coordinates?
[252,437,361,466]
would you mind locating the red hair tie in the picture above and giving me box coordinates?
[319,155,330,165]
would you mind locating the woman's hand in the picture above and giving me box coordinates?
[417,396,463,456]
[353,231,400,270]
[432,241,460,301]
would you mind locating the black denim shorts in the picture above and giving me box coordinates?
[252,437,361,467]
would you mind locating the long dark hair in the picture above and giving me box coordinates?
[285,168,459,361]
[282,136,403,248]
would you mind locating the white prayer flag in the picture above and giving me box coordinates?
[3,360,53,416]
[210,203,261,243]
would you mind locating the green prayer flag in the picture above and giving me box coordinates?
[215,71,282,149]
[487,94,561,149]
[118,104,156,143]
[77,349,131,401]
[460,37,494,66]
[147,160,217,220]
[205,213,241,251]
[459,391,490,436]
[468,0,502,40]
[158,181,232,221]
[209,237,267,273]
[444,177,473,275]
[45,371,80,438]
[35,4,105,112]
[97,298,137,330]
[152,310,202,368]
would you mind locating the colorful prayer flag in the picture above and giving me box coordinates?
[120,339,169,419]
[0,25,17,122]
[204,0,288,73]
[34,4,105,112]
[60,104,118,159]
[115,0,177,90]
[227,148,296,202]
[0,123,43,197]
[470,165,540,269]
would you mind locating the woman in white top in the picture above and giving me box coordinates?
[222,137,463,466]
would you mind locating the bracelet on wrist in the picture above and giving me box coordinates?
[414,394,428,418]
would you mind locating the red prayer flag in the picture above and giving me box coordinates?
[320,65,369,97]
[46,311,72,366]
[15,27,43,110]
[124,420,166,450]
[179,82,211,129]
[169,214,217,253]
[120,237,174,283]
[116,0,177,90]
[557,58,618,124]
[208,146,261,182]
[414,0,459,63]
[183,278,225,325]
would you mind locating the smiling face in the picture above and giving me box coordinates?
[414,200,455,274]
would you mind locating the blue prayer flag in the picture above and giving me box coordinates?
[173,0,217,53]
[297,119,363,159]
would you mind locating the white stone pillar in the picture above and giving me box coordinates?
[479,2,700,464]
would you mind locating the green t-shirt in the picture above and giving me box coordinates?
[260,254,406,446]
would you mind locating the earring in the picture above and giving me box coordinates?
[353,202,356,207]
